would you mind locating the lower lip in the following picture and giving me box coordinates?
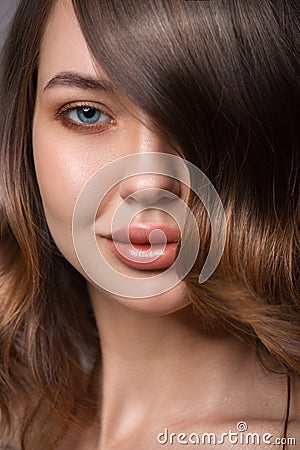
[106,239,178,270]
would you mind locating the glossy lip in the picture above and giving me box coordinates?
[102,223,180,270]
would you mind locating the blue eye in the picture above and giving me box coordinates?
[67,106,112,125]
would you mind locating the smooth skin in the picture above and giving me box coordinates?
[32,0,300,448]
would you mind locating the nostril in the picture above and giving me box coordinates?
[119,173,181,204]
[124,187,180,206]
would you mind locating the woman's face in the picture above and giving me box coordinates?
[33,0,190,313]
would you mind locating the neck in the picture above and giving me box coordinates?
[88,284,286,446]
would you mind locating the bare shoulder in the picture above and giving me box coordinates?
[287,375,300,445]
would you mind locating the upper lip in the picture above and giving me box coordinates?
[103,223,180,245]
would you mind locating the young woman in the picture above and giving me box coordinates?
[0,0,299,449]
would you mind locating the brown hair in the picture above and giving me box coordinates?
[0,0,299,448]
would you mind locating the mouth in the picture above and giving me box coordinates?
[102,223,180,270]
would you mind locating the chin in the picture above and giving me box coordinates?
[88,279,191,316]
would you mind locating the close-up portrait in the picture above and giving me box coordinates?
[0,0,299,449]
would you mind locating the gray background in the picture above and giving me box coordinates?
[0,0,20,50]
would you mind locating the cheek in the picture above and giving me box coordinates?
[33,129,77,238]
[32,110,122,277]
[32,115,98,263]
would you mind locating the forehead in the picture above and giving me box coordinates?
[38,0,103,87]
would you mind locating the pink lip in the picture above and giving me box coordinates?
[108,223,180,244]
[104,223,180,270]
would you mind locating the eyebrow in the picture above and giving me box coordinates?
[43,71,117,93]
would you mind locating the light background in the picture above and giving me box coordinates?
[0,0,20,50]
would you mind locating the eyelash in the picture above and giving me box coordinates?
[54,102,116,133]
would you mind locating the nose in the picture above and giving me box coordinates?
[119,170,181,205]
[118,130,182,205]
